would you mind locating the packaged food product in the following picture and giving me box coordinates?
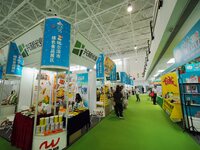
[41,125,45,134]
[50,116,54,124]
[55,123,59,130]
[40,118,44,126]
[54,115,58,123]
[45,117,50,125]
[36,126,40,134]
[51,123,55,131]
[59,115,63,123]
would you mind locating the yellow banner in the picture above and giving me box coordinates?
[161,72,179,97]
[104,57,115,76]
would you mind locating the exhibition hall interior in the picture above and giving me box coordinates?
[0,0,200,150]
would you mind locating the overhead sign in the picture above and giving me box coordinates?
[6,42,24,77]
[41,17,71,71]
[0,45,9,65]
[104,56,115,77]
[15,24,43,66]
[173,19,200,67]
[96,54,104,79]
[71,32,101,69]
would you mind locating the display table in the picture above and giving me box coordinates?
[67,109,90,145]
[162,99,183,122]
[11,113,34,150]
[11,110,90,149]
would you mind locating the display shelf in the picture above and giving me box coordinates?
[182,83,200,85]
[162,99,182,122]
[186,104,200,107]
[183,93,200,95]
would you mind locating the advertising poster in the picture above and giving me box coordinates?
[104,56,115,77]
[32,72,53,114]
[71,32,101,69]
[6,42,24,77]
[110,64,116,81]
[173,19,200,67]
[77,73,89,108]
[185,62,200,72]
[161,72,179,98]
[41,17,71,71]
[96,54,104,79]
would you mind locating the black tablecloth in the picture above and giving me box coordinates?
[67,109,90,145]
[67,109,90,135]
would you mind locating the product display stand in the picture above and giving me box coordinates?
[186,101,198,133]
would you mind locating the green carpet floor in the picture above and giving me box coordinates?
[0,95,199,150]
[68,95,200,150]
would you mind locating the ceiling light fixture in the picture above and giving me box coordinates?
[134,45,137,50]
[158,69,164,73]
[167,58,175,64]
[127,3,133,12]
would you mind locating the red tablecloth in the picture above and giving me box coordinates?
[11,113,34,150]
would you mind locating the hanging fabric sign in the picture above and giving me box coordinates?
[173,19,200,67]
[110,64,116,81]
[0,66,3,79]
[104,56,115,77]
[120,72,127,84]
[96,54,104,79]
[41,17,71,71]
[6,42,24,77]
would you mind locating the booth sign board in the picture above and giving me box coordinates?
[96,54,104,79]
[71,32,101,69]
[173,19,200,67]
[6,42,24,77]
[41,17,71,71]
[32,131,66,150]
[15,24,43,66]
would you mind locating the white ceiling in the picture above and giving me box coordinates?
[0,0,155,80]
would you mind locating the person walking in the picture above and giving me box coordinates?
[135,86,140,102]
[113,85,124,118]
[152,86,157,105]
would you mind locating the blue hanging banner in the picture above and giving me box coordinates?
[110,64,116,81]
[6,42,23,77]
[173,19,200,67]
[0,66,3,79]
[96,54,104,79]
[120,72,127,84]
[41,17,71,71]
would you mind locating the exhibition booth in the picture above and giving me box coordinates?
[159,19,200,130]
[0,17,100,150]
[175,19,200,132]
[95,54,117,117]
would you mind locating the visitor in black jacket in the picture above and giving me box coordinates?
[113,85,124,118]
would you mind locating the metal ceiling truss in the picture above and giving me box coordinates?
[0,0,155,79]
